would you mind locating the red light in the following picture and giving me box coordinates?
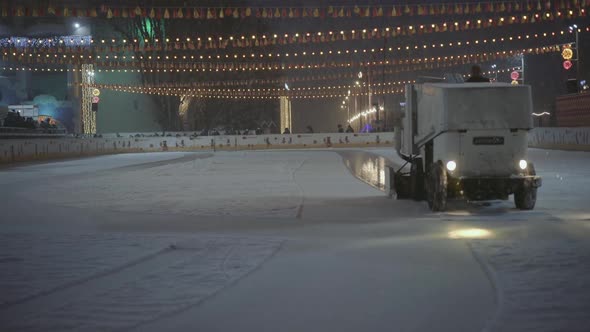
[563,60,573,70]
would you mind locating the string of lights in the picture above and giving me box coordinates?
[91,86,405,99]
[0,45,560,82]
[84,80,414,93]
[87,65,522,100]
[84,83,405,97]
[338,65,520,114]
[2,45,563,72]
[2,27,582,63]
[1,13,587,53]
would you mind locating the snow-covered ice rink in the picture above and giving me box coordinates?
[1,148,590,331]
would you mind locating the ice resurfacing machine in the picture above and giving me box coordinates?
[393,83,542,211]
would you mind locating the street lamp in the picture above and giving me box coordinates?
[569,24,580,92]
[491,64,498,82]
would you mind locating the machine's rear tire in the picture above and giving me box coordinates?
[427,161,448,212]
[514,163,537,210]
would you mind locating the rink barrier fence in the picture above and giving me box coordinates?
[528,127,590,151]
[1,128,588,165]
[0,133,393,164]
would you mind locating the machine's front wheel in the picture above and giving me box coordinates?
[427,161,448,212]
[514,163,537,210]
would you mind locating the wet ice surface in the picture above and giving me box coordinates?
[0,232,281,331]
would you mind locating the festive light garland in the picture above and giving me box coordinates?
[2,12,587,53]
[2,1,588,20]
[2,27,581,63]
[0,45,560,82]
[84,65,522,99]
[2,45,562,72]
[3,45,561,82]
[83,66,522,93]
[90,85,405,99]
[465,66,522,78]
[85,80,414,93]
[0,65,428,86]
[348,107,378,124]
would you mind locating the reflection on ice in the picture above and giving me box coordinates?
[338,151,388,191]
[448,228,492,239]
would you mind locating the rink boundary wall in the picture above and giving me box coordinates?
[528,127,590,151]
[1,128,588,165]
[0,132,393,164]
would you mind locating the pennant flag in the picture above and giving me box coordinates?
[418,5,425,15]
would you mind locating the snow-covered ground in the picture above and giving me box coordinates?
[0,148,589,331]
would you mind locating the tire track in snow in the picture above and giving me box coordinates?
[0,234,283,331]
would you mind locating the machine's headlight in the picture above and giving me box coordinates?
[519,159,528,170]
[446,160,457,171]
